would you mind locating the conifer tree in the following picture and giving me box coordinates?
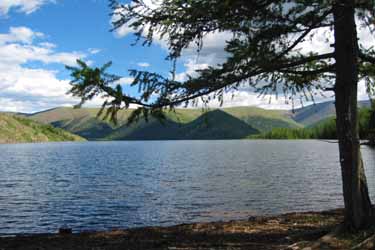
[67,0,375,230]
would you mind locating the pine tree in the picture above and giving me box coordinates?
[67,0,375,230]
[369,99,375,146]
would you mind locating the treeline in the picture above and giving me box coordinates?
[251,108,375,140]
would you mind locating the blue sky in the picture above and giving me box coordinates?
[0,0,180,113]
[0,0,373,113]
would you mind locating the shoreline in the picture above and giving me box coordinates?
[0,209,359,250]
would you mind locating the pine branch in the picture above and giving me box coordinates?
[359,52,375,64]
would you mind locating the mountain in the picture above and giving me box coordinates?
[27,100,372,141]
[289,100,371,126]
[0,113,85,144]
[29,106,299,140]
[107,110,259,140]
[223,107,301,131]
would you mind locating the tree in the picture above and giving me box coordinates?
[67,0,375,230]
[369,99,375,146]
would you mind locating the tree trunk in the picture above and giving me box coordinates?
[369,100,375,146]
[333,0,373,230]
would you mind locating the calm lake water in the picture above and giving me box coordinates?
[0,140,374,235]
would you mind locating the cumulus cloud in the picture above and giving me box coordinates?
[39,42,56,49]
[175,59,210,82]
[295,18,375,55]
[194,79,369,110]
[0,43,85,67]
[0,26,43,45]
[195,91,293,110]
[0,26,91,113]
[0,0,54,15]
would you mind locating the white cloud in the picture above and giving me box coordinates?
[137,62,151,68]
[39,42,56,49]
[295,19,375,55]
[88,48,101,55]
[114,24,134,38]
[193,79,369,110]
[116,77,134,85]
[0,43,85,67]
[0,26,90,113]
[0,66,79,113]
[175,59,210,82]
[0,26,43,45]
[0,27,85,68]
[186,90,299,110]
[295,27,334,55]
[0,0,54,15]
[111,0,161,37]
[358,80,371,101]
[358,24,375,50]
[2,67,69,97]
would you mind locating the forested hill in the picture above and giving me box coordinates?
[29,106,300,140]
[0,113,85,144]
[25,100,371,141]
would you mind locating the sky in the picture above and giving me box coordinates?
[0,0,373,113]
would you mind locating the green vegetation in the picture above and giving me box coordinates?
[251,128,316,140]
[29,102,373,141]
[252,108,374,140]
[106,110,258,140]
[0,113,85,144]
[30,106,299,140]
[65,0,375,229]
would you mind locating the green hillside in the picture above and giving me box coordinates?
[30,106,300,140]
[223,106,302,131]
[251,107,374,140]
[0,113,85,144]
[107,110,259,140]
[17,100,374,141]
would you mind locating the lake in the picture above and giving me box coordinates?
[0,140,374,235]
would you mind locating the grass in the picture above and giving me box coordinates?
[0,113,85,143]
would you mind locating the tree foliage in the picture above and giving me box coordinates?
[368,99,375,146]
[66,0,374,123]
[66,0,375,230]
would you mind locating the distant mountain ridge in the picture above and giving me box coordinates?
[107,110,259,140]
[289,100,371,125]
[24,100,372,141]
[28,106,299,140]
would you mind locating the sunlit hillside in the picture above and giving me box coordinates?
[0,113,85,143]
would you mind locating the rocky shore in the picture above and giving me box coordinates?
[1,209,374,250]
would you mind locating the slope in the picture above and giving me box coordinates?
[289,100,371,126]
[0,113,85,144]
[29,106,300,140]
[107,109,259,140]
